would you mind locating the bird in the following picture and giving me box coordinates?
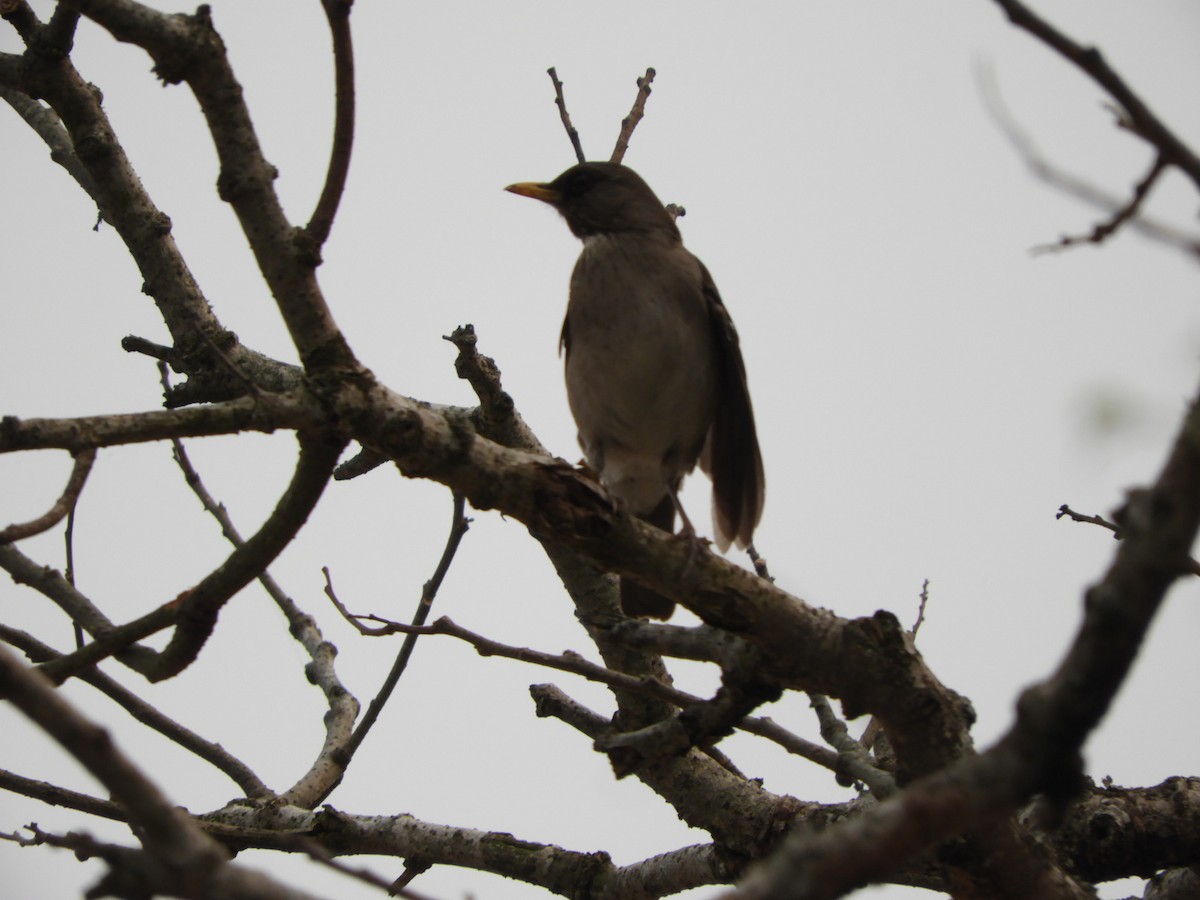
[506,161,764,619]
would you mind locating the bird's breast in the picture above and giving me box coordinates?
[563,233,719,509]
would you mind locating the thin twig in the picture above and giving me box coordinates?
[1056,504,1120,537]
[0,624,271,799]
[746,543,772,582]
[0,448,95,544]
[307,0,356,246]
[610,67,656,164]
[976,63,1200,260]
[1034,154,1168,254]
[910,579,930,639]
[0,767,128,823]
[329,492,471,782]
[990,0,1200,191]
[0,645,227,870]
[155,363,358,807]
[36,433,344,685]
[343,613,839,771]
[1057,503,1200,576]
[66,504,83,649]
[547,67,585,163]
[0,86,107,224]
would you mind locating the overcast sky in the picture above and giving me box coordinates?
[3,2,1200,898]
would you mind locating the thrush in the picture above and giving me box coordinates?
[506,161,764,619]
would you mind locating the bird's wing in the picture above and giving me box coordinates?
[698,259,765,551]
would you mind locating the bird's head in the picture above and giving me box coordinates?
[506,162,677,239]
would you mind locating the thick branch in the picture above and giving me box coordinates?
[34,431,345,684]
[0,389,320,453]
[0,624,271,798]
[0,643,230,878]
[730,381,1200,899]
[56,0,354,369]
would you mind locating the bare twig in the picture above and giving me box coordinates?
[66,501,84,649]
[156,363,356,806]
[990,0,1200,191]
[0,644,229,876]
[746,542,772,582]
[0,623,271,798]
[597,665,781,777]
[58,4,353,369]
[326,492,471,790]
[1034,154,1168,254]
[344,613,838,770]
[977,63,1200,260]
[307,0,356,246]
[34,432,345,685]
[1057,503,1200,578]
[147,432,346,679]
[10,823,326,900]
[0,447,95,544]
[0,767,128,823]
[1056,504,1121,537]
[611,67,656,164]
[119,334,175,361]
[547,67,586,163]
[0,86,106,224]
[910,579,930,638]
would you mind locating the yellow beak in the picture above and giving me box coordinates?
[505,182,560,205]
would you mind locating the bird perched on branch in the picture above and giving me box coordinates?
[506,162,764,619]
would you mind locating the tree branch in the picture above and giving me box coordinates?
[610,67,656,164]
[989,0,1200,191]
[1034,153,1168,254]
[56,0,353,369]
[306,0,355,246]
[0,766,127,823]
[0,623,271,798]
[304,491,471,807]
[0,389,320,453]
[0,643,231,883]
[0,85,106,225]
[0,447,94,543]
[36,431,345,684]
[155,371,356,804]
[729,378,1200,899]
[547,67,586,163]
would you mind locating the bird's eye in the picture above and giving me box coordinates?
[563,170,597,198]
[556,168,604,200]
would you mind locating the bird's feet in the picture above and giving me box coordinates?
[669,490,710,577]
